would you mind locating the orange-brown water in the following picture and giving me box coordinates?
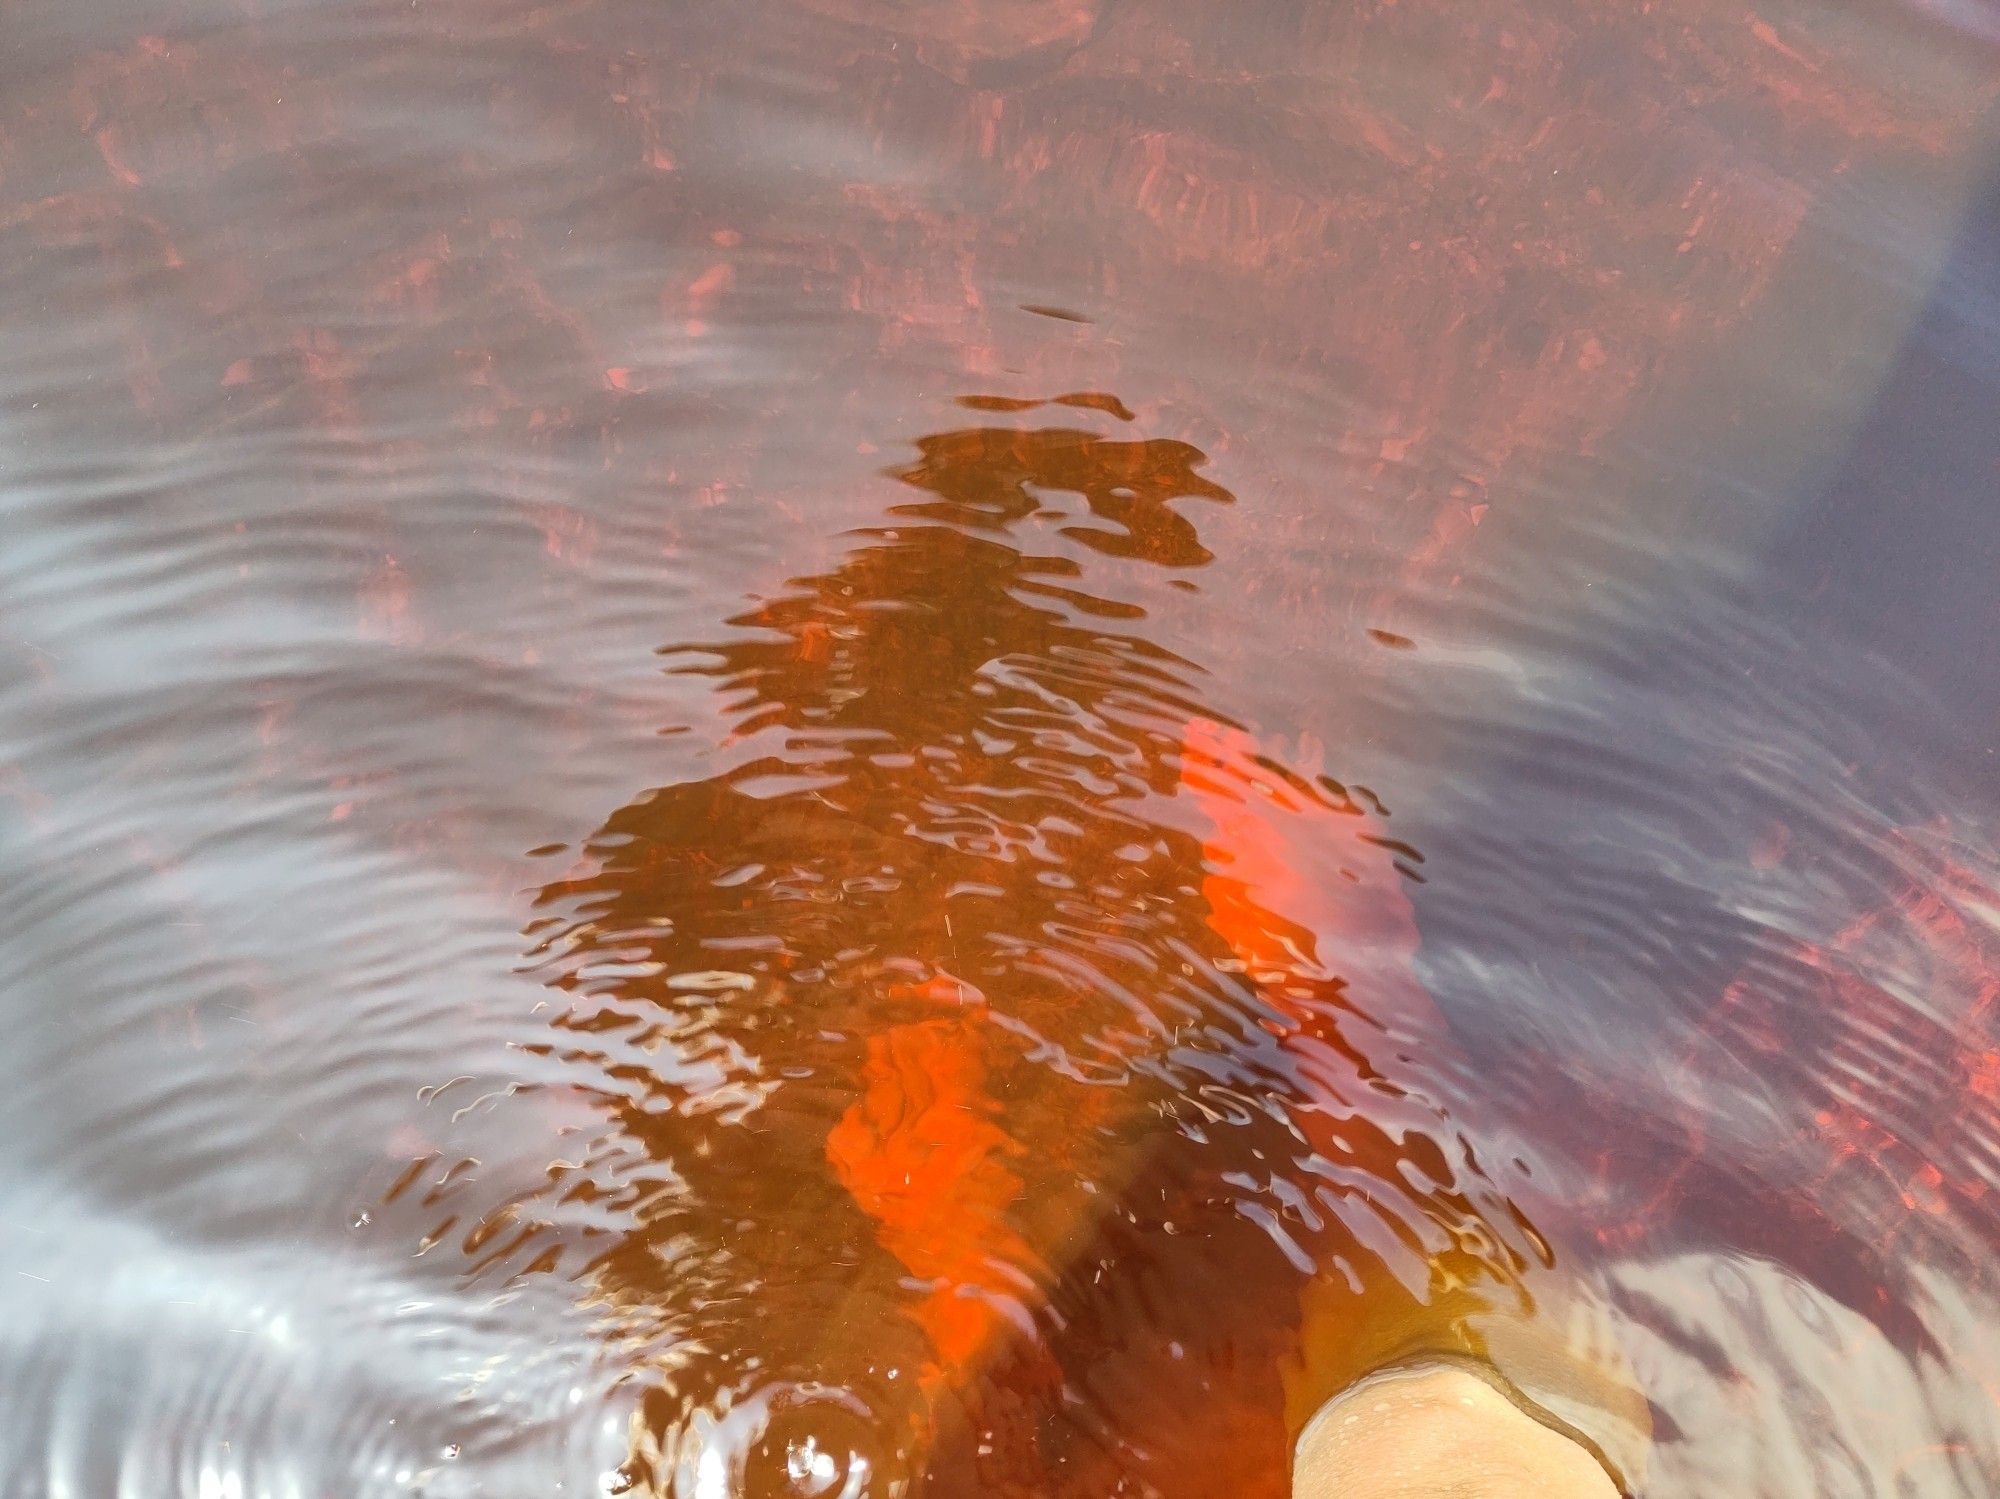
[484,417,1548,1495]
[2,1,1999,1495]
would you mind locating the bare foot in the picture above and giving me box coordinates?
[1294,1363,1620,1499]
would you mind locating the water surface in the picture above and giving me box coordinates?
[2,0,1998,1494]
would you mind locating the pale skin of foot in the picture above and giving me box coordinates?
[1294,1366,1620,1499]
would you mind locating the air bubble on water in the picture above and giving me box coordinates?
[788,1435,838,1489]
[351,1209,371,1229]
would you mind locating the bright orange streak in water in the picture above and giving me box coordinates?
[828,1011,1035,1385]
[824,714,1435,1413]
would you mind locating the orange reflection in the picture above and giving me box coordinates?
[827,1013,1034,1383]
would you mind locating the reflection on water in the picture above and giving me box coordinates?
[479,414,1540,1494]
[2,0,1999,1495]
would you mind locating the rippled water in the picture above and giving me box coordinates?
[3,1,1999,1495]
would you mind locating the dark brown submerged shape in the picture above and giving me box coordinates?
[478,416,1543,1495]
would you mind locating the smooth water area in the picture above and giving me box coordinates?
[2,1,1998,1494]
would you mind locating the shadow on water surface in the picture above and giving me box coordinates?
[433,407,1554,1497]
